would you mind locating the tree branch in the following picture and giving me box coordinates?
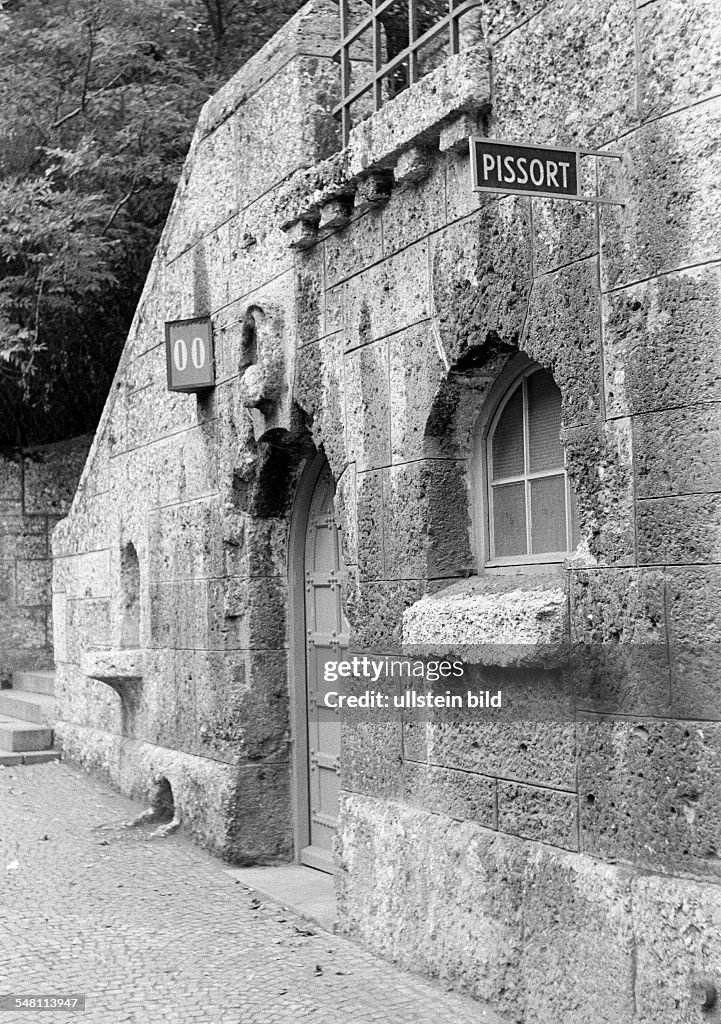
[49,72,125,130]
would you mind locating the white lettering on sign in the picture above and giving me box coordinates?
[191,336,206,370]
[165,316,215,392]
[471,139,579,198]
[173,338,188,372]
[480,152,572,191]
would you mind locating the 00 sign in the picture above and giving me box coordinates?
[173,335,207,372]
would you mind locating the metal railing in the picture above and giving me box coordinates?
[334,0,484,145]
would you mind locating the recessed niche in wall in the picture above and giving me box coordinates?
[120,542,140,648]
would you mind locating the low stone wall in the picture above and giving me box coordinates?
[0,437,90,683]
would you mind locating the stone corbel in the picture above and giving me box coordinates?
[81,648,144,698]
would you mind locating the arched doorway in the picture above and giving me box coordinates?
[289,455,348,873]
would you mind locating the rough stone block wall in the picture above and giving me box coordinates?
[52,0,355,861]
[0,437,90,683]
[53,0,721,1020]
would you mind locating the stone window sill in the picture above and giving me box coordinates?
[402,574,569,669]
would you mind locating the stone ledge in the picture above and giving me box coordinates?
[277,45,490,239]
[81,648,144,689]
[346,46,490,176]
[402,574,569,668]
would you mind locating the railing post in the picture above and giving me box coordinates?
[449,0,460,54]
[372,0,383,110]
[340,0,352,144]
[408,0,419,86]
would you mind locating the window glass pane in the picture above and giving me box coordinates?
[530,475,566,553]
[492,481,527,557]
[527,370,563,473]
[491,385,524,479]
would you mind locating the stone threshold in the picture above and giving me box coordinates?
[223,863,337,934]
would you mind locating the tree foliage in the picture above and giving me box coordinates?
[0,0,306,445]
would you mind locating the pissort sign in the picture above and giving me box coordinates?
[470,138,579,199]
[165,316,215,392]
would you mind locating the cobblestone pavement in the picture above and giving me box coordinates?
[0,763,492,1024]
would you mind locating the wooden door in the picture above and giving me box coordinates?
[300,464,347,873]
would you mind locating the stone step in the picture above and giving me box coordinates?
[0,748,61,767]
[12,670,55,696]
[0,717,53,753]
[0,690,55,725]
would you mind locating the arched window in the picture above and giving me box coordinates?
[481,365,579,565]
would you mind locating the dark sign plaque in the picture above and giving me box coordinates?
[471,138,580,200]
[165,316,215,393]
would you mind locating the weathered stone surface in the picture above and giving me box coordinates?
[337,793,642,1023]
[634,403,721,498]
[23,437,91,515]
[638,0,721,120]
[563,417,635,565]
[578,718,721,876]
[431,717,578,789]
[638,493,721,565]
[347,579,425,653]
[336,793,527,1018]
[570,567,671,714]
[341,719,404,800]
[213,576,287,649]
[498,780,578,849]
[666,566,721,718]
[531,159,597,276]
[222,514,287,578]
[294,243,325,345]
[14,559,51,607]
[438,111,483,153]
[403,575,568,666]
[344,340,391,470]
[194,649,289,763]
[524,257,603,427]
[293,332,347,475]
[602,266,721,417]
[444,146,481,223]
[632,871,721,1024]
[601,98,721,288]
[353,172,393,214]
[492,0,637,148]
[325,208,382,289]
[382,158,447,257]
[342,241,430,351]
[431,198,533,363]
[404,761,496,825]
[356,470,384,582]
[394,145,432,185]
[388,324,447,461]
[518,847,636,1024]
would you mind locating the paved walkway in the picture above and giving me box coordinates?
[0,762,494,1024]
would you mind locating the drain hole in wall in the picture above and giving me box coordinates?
[151,777,175,823]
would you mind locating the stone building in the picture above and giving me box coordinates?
[52,1,721,1021]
